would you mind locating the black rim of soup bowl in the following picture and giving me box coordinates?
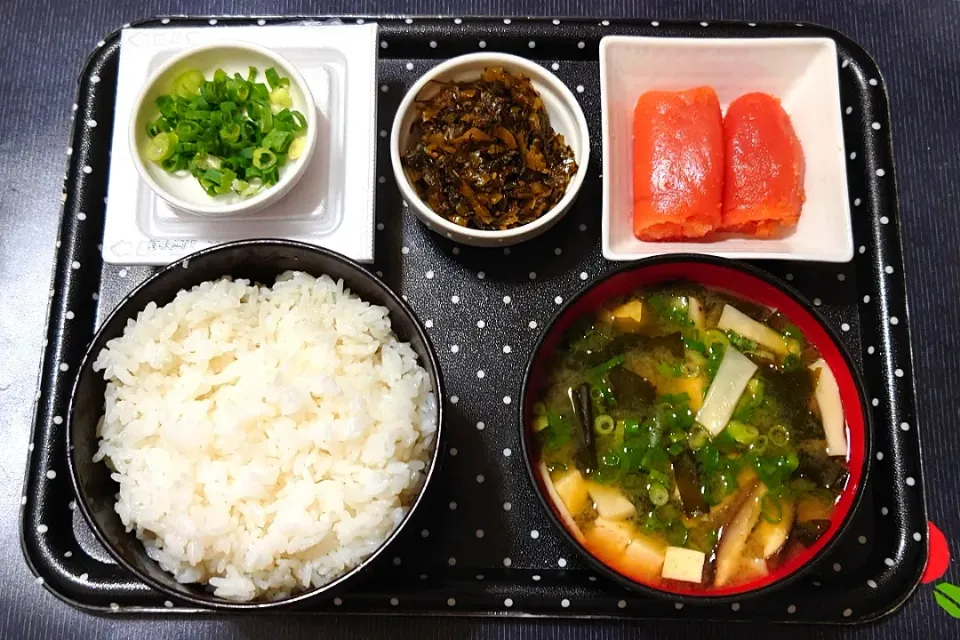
[518,253,873,605]
[65,239,445,610]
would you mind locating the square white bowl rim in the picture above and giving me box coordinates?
[600,36,853,263]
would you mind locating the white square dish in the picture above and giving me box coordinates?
[600,36,852,262]
[102,25,379,265]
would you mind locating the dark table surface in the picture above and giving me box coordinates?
[3,0,959,638]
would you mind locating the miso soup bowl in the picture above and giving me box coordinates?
[518,254,871,604]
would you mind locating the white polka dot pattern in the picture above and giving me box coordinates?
[28,16,923,623]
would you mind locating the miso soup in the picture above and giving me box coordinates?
[532,284,849,590]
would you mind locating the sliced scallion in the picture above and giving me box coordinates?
[145,132,178,162]
[648,482,669,506]
[726,420,759,445]
[687,425,710,450]
[768,424,790,448]
[287,137,305,160]
[270,87,292,108]
[171,69,205,98]
[219,123,241,144]
[751,434,769,455]
[265,66,289,90]
[593,414,615,435]
[252,147,277,170]
[142,66,308,198]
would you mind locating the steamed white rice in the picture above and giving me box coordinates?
[92,271,437,601]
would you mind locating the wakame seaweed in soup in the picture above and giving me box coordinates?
[532,284,850,590]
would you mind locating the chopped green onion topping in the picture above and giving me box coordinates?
[594,414,615,435]
[288,137,306,160]
[270,87,292,108]
[648,482,669,506]
[265,67,281,89]
[768,424,790,448]
[219,123,241,144]
[656,361,685,378]
[174,119,202,142]
[726,420,759,445]
[540,411,571,450]
[782,354,801,371]
[725,330,758,353]
[171,69,205,99]
[750,434,769,455]
[252,147,277,170]
[145,132,178,162]
[142,66,308,198]
[687,425,710,451]
[586,354,626,380]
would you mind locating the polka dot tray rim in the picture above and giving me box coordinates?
[23,16,925,624]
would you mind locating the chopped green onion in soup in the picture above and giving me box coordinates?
[532,283,849,590]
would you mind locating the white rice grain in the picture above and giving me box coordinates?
[93,272,436,601]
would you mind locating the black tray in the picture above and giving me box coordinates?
[22,15,926,624]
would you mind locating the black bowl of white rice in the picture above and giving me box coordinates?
[66,239,443,609]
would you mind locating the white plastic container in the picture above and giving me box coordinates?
[600,36,853,262]
[391,53,590,247]
[102,25,379,265]
[128,42,318,217]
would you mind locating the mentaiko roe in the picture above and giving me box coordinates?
[721,92,805,237]
[632,87,724,241]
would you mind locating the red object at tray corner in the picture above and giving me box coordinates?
[632,87,724,241]
[922,520,950,584]
[721,92,805,238]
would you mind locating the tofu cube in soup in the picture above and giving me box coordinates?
[540,464,587,543]
[585,517,636,561]
[553,468,590,515]
[532,283,850,592]
[610,299,647,333]
[622,535,667,580]
[587,481,636,520]
[661,546,706,584]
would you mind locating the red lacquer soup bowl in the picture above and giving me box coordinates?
[518,254,871,603]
